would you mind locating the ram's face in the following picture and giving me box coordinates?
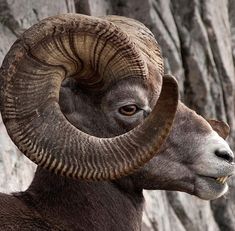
[61,77,234,200]
[132,102,234,200]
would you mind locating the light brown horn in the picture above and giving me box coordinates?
[0,14,179,180]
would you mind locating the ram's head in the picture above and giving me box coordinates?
[0,14,234,200]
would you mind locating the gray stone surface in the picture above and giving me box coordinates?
[1,0,235,230]
[0,115,35,193]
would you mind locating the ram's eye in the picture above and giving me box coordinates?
[119,104,138,116]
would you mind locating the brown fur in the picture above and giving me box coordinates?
[0,80,218,230]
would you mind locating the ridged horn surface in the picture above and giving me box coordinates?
[104,15,164,76]
[0,14,179,180]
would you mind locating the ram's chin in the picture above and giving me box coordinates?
[194,176,228,200]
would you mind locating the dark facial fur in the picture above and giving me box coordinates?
[59,78,233,200]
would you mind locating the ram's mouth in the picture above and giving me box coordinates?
[199,175,231,185]
[215,176,229,184]
[195,175,231,200]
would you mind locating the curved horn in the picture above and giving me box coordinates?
[0,14,179,180]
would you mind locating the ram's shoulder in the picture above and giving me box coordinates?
[0,193,52,231]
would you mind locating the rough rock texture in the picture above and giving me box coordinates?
[0,0,235,230]
[0,115,35,193]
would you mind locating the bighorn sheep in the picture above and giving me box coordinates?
[0,14,234,231]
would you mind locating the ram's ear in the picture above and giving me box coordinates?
[207,119,230,139]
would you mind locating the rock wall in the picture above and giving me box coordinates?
[0,0,235,230]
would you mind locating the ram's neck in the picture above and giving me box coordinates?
[17,167,144,231]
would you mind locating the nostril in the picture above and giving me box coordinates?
[215,149,234,163]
